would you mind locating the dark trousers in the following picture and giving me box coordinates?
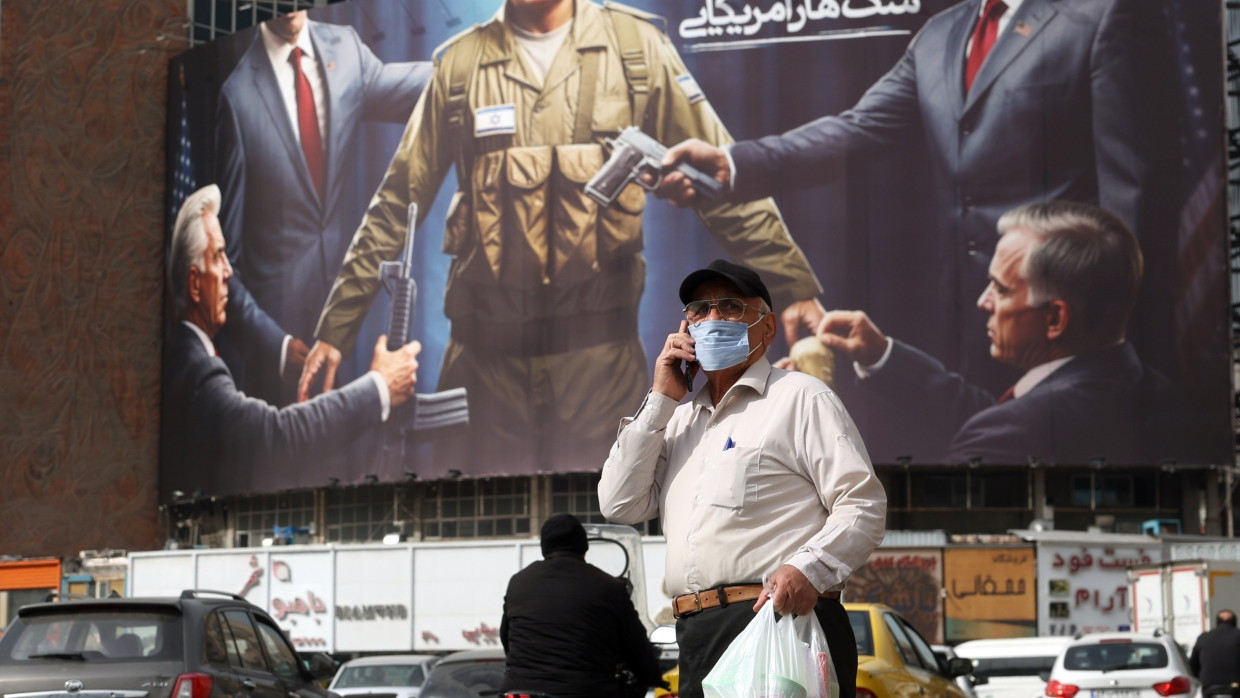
[676,596,857,698]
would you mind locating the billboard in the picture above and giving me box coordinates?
[943,547,1037,641]
[160,0,1231,499]
[846,549,943,643]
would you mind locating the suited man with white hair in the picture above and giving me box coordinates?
[160,184,421,500]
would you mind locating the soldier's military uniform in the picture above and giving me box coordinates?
[315,0,822,475]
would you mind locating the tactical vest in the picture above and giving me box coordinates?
[437,6,655,292]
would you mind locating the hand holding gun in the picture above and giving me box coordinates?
[585,127,723,208]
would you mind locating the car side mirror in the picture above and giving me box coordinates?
[948,657,974,678]
[304,652,337,680]
[972,674,989,687]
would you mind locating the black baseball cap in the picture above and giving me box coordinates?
[679,259,773,311]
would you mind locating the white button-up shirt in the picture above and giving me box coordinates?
[599,358,887,597]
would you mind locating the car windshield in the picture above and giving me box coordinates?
[0,608,182,664]
[335,663,427,688]
[1063,643,1168,672]
[421,658,506,698]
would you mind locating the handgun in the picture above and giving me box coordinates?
[585,126,723,208]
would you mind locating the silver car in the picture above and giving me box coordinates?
[329,654,441,698]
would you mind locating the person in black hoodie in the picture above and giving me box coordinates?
[1191,610,1240,694]
[499,514,661,698]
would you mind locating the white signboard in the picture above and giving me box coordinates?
[1039,543,1160,636]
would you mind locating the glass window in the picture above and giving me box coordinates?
[848,611,874,656]
[203,611,229,665]
[899,617,943,673]
[255,618,300,679]
[910,474,966,508]
[222,610,268,672]
[0,609,179,664]
[882,613,924,670]
[1063,642,1167,671]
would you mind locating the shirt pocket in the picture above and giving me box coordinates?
[709,446,760,509]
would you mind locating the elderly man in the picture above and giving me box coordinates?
[160,184,421,500]
[816,201,1181,464]
[599,259,887,698]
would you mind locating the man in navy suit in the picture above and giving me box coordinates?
[214,10,430,405]
[652,0,1181,405]
[813,201,1182,465]
[160,185,422,501]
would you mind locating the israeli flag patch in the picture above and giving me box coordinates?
[676,74,705,104]
[475,104,517,137]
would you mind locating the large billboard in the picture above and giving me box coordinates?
[160,0,1231,499]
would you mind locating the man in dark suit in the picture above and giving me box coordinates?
[1190,609,1240,693]
[214,10,430,405]
[499,514,662,698]
[160,184,422,501]
[652,0,1181,403]
[813,201,1180,465]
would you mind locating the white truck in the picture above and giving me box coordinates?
[1127,559,1240,653]
[127,524,671,654]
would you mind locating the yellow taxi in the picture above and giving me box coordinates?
[848,602,973,698]
[654,603,967,698]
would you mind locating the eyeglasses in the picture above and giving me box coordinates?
[683,298,763,323]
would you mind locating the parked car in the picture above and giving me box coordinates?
[935,644,981,698]
[330,654,441,698]
[0,589,339,698]
[847,602,973,698]
[419,647,506,698]
[954,636,1074,698]
[1044,631,1198,698]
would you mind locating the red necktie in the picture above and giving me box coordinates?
[965,0,1007,92]
[291,47,325,198]
[997,385,1016,403]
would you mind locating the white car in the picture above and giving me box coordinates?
[954,635,1074,698]
[1044,632,1199,698]
[329,654,442,698]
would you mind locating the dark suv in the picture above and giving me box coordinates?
[0,589,339,698]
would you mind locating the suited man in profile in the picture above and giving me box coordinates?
[652,0,1182,403]
[814,201,1182,465]
[160,184,422,500]
[214,10,430,405]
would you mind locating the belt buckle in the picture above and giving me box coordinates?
[676,590,704,619]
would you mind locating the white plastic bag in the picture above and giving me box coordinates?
[702,602,832,698]
[794,609,838,698]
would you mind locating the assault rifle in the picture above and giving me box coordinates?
[375,203,469,472]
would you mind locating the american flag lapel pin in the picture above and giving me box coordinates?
[1013,21,1033,37]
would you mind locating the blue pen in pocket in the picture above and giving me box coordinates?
[724,436,735,451]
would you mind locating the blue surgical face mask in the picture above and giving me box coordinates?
[688,317,765,371]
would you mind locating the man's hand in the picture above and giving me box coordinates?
[781,298,826,349]
[651,139,731,207]
[370,334,420,408]
[653,320,699,401]
[816,310,889,367]
[282,337,310,384]
[754,564,820,616]
[298,340,342,402]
